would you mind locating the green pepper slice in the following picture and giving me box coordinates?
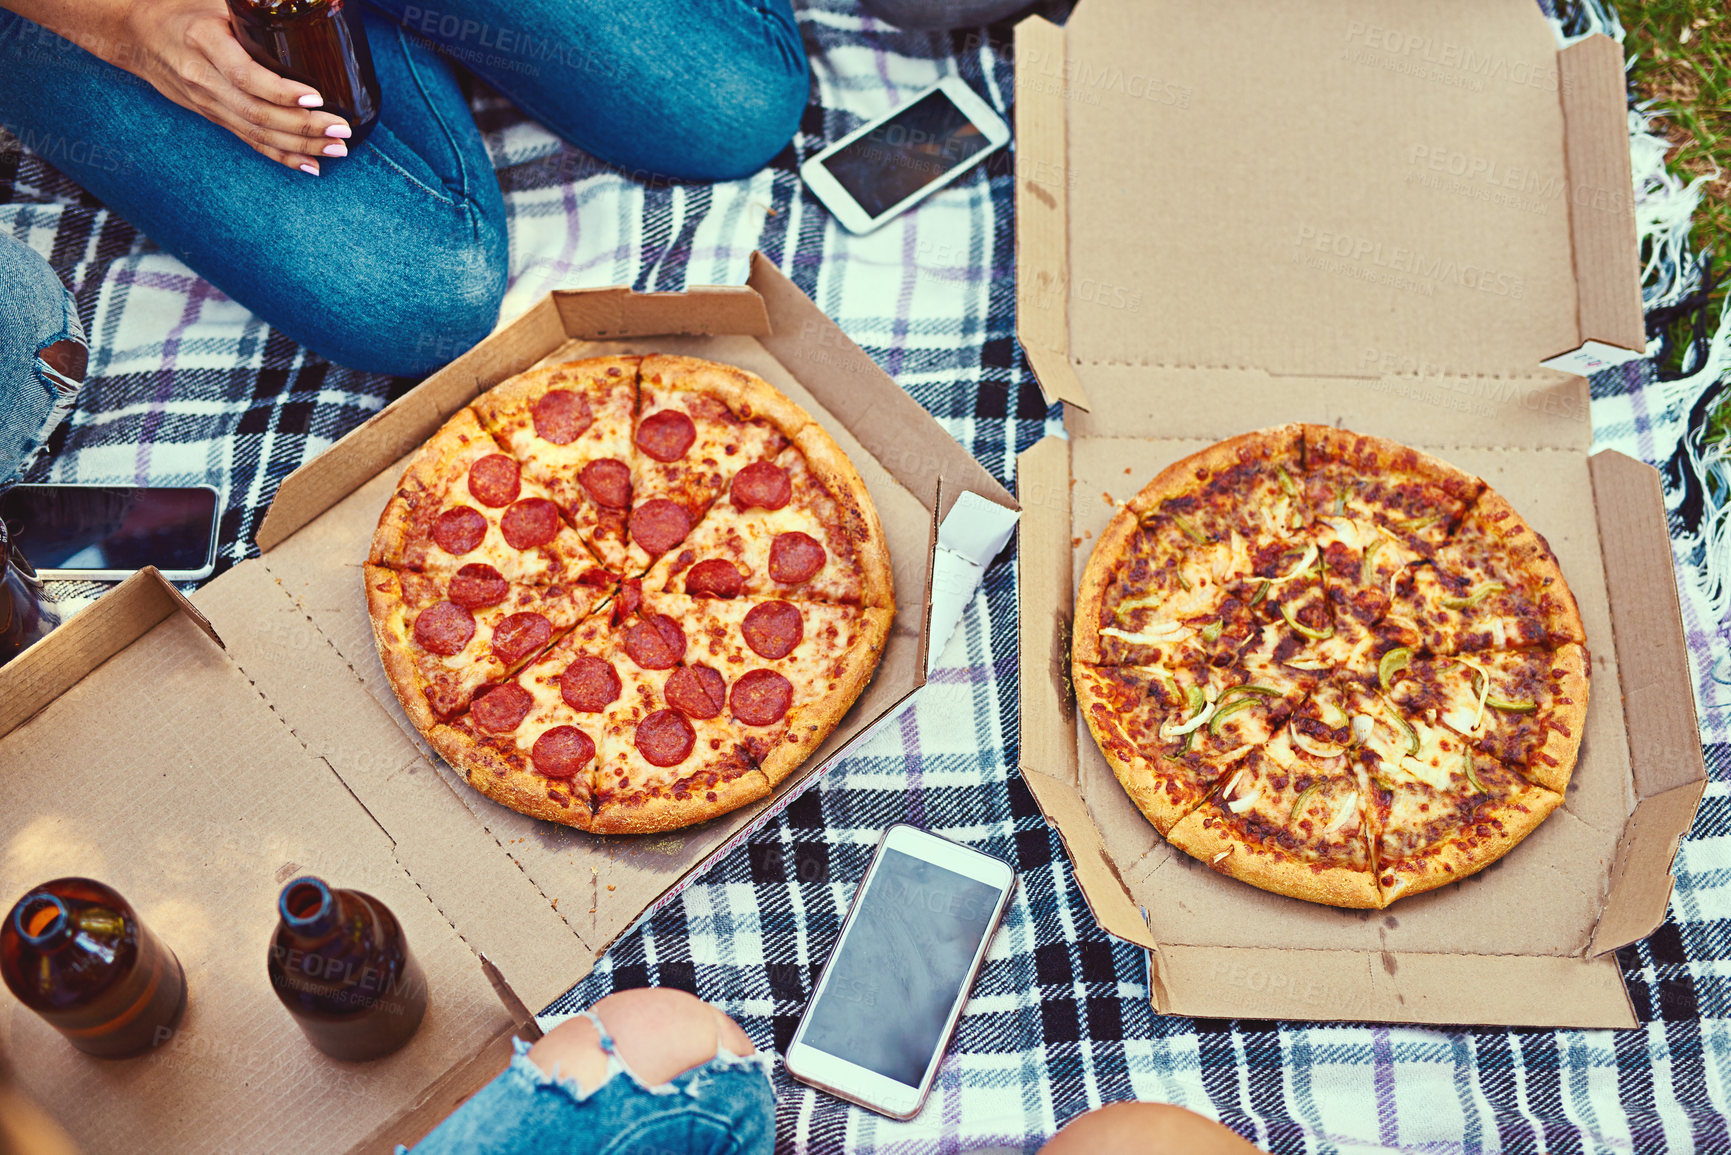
[1208,696,1260,735]
[1173,514,1206,544]
[1391,713,1420,757]
[1442,581,1505,610]
[1377,647,1412,692]
[1486,694,1538,713]
[1289,783,1321,822]
[1279,603,1335,641]
[1201,621,1223,643]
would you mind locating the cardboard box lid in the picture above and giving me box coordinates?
[1015,0,1644,421]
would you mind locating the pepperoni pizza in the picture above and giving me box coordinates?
[1072,425,1589,908]
[368,355,894,833]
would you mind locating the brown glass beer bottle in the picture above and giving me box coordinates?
[267,876,427,1061]
[0,878,187,1058]
[228,0,381,145]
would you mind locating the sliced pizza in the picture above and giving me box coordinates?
[1163,731,1379,909]
[470,356,642,572]
[623,355,806,572]
[645,590,893,787]
[1360,747,1562,906]
[371,407,593,585]
[1380,644,1589,792]
[1431,490,1586,647]
[1298,425,1480,554]
[429,614,773,833]
[640,428,893,608]
[365,563,604,729]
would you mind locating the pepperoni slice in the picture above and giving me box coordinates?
[731,669,793,726]
[532,726,595,778]
[468,454,522,508]
[413,601,475,656]
[731,461,791,511]
[636,409,697,462]
[611,577,643,627]
[471,683,533,733]
[448,563,509,609]
[580,459,632,510]
[433,506,487,556]
[491,612,552,665]
[768,532,826,584]
[742,601,803,660]
[665,665,727,720]
[532,389,592,445]
[560,655,621,712]
[501,498,561,549]
[635,709,696,767]
[684,559,744,599]
[624,614,686,670]
[629,499,691,556]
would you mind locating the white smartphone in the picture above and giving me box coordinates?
[0,484,222,581]
[785,823,1015,1120]
[800,77,1011,234]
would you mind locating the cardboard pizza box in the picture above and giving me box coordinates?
[1013,0,1703,1027]
[0,253,1017,1153]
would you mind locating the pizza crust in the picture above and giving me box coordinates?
[425,724,599,830]
[591,768,774,835]
[365,565,443,736]
[1524,641,1590,793]
[1164,808,1381,909]
[793,423,896,611]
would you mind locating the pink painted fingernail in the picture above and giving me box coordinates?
[322,142,347,158]
[299,163,319,177]
[325,124,351,139]
[298,93,323,108]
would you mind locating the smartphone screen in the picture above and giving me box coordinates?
[814,88,993,220]
[0,485,220,577]
[798,847,1004,1085]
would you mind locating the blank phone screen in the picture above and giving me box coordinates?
[802,849,1001,1086]
[0,486,218,571]
[817,89,991,219]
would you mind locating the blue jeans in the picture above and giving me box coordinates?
[0,0,807,377]
[405,1014,777,1155]
[0,232,84,489]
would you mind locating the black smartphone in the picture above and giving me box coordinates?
[785,824,1015,1119]
[0,484,222,581]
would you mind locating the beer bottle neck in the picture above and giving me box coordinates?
[278,877,340,939]
[13,894,73,952]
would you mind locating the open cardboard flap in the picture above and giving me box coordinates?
[1012,0,1700,1026]
[0,255,1016,1152]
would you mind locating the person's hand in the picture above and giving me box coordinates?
[114,0,352,174]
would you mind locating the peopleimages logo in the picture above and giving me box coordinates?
[1293,224,1527,299]
[1342,21,1560,93]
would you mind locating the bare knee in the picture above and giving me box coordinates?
[525,988,754,1092]
[1040,1102,1263,1155]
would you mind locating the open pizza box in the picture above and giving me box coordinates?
[1013,0,1705,1027]
[0,253,1017,1153]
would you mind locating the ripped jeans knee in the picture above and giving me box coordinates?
[403,1012,776,1155]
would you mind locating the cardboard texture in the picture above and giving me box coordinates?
[1013,0,1701,1027]
[0,256,1014,1152]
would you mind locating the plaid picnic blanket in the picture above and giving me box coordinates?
[5,1,1728,1151]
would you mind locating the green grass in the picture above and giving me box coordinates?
[1616,0,1729,438]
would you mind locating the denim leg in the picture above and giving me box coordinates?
[0,11,507,376]
[369,0,810,181]
[405,1030,776,1155]
[0,232,84,489]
